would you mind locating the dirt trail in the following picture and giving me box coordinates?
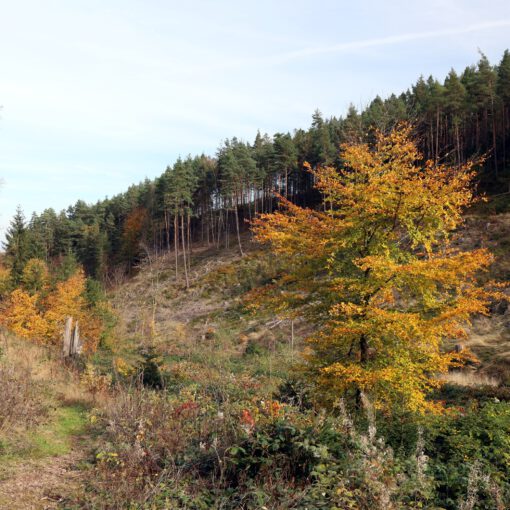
[0,337,94,510]
[0,451,85,510]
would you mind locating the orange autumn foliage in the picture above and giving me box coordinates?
[43,269,101,352]
[1,288,49,339]
[1,268,101,353]
[250,125,502,414]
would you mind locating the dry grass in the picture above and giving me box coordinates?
[447,213,510,381]
[0,329,95,407]
[0,331,49,434]
[441,370,500,388]
[0,330,96,509]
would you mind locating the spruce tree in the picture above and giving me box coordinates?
[4,206,29,283]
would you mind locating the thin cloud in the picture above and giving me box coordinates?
[188,19,510,74]
[264,20,510,64]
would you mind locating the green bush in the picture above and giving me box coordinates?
[425,401,510,509]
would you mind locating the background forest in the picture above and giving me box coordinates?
[3,51,510,285]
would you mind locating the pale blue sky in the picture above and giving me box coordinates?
[0,0,509,236]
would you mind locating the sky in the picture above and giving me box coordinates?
[0,0,509,237]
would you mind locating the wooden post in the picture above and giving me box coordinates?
[63,317,73,357]
[71,322,81,355]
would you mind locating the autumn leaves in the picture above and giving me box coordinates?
[1,267,102,353]
[0,125,499,415]
[250,125,496,414]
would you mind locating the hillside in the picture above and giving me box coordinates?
[111,237,305,364]
[0,238,304,508]
[4,132,510,508]
[446,211,510,382]
[111,212,510,384]
[1,202,509,508]
[2,123,510,509]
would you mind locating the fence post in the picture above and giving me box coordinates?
[71,322,81,355]
[63,317,73,357]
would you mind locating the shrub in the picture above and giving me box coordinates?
[425,401,510,509]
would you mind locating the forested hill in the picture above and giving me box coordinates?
[4,50,510,281]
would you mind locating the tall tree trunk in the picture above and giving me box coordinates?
[216,209,222,249]
[225,207,229,249]
[435,109,440,162]
[455,122,461,166]
[174,214,179,281]
[164,210,170,252]
[476,115,480,151]
[234,195,244,256]
[492,99,498,179]
[502,106,507,170]
[187,211,192,262]
[181,213,189,289]
[200,209,204,245]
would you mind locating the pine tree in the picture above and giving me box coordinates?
[4,206,29,283]
[444,69,467,164]
[497,50,510,169]
[273,133,297,199]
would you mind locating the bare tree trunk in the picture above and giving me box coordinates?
[234,196,244,256]
[187,211,192,265]
[164,210,170,252]
[476,115,480,150]
[181,213,189,289]
[502,106,507,170]
[492,99,498,178]
[429,123,434,161]
[216,209,222,249]
[225,207,229,249]
[435,109,440,163]
[201,209,204,245]
[174,214,179,281]
[455,122,461,165]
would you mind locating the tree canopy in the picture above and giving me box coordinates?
[250,125,499,414]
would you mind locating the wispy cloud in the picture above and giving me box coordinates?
[184,19,510,74]
[263,20,510,64]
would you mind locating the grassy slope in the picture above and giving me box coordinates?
[0,335,94,509]
[107,238,309,391]
[109,213,510,387]
[455,212,510,382]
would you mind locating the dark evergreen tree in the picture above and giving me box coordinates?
[3,206,29,283]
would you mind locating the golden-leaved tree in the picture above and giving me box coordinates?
[43,269,102,352]
[250,125,498,414]
[1,267,101,353]
[1,288,49,339]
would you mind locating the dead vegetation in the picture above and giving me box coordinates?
[109,237,308,370]
[0,332,48,434]
[448,212,510,382]
[0,331,96,509]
